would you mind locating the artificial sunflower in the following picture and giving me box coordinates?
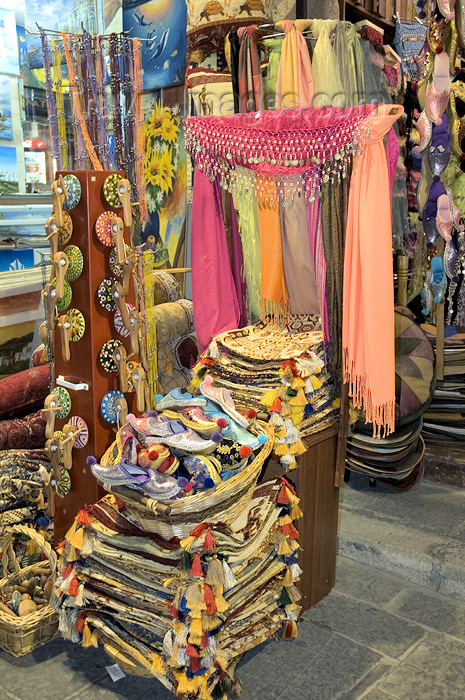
[146,103,171,139]
[145,151,165,190]
[158,148,176,195]
[160,117,179,144]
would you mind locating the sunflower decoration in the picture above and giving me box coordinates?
[144,101,182,214]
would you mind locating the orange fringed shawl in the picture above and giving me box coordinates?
[343,104,403,437]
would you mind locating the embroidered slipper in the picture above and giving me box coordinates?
[429,255,448,303]
[444,239,460,282]
[154,388,207,410]
[181,455,222,491]
[88,457,182,500]
[144,419,223,454]
[199,374,249,428]
[427,113,451,176]
[436,192,454,240]
[426,50,451,125]
[157,407,225,437]
[201,398,268,450]
[437,0,456,21]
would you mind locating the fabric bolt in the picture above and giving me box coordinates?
[343,104,403,437]
[0,411,46,451]
[191,169,241,353]
[275,20,313,109]
[279,193,319,316]
[263,37,284,110]
[257,175,289,317]
[311,19,344,108]
[0,364,51,420]
[237,25,262,113]
[234,171,262,322]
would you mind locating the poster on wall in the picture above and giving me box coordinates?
[0,145,18,193]
[0,5,19,74]
[0,76,13,140]
[142,86,187,268]
[122,0,187,90]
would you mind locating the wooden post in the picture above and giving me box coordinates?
[397,255,409,307]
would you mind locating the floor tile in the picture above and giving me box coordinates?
[385,586,465,640]
[66,672,173,699]
[362,691,397,700]
[341,661,394,700]
[377,633,465,700]
[334,556,409,606]
[279,634,381,700]
[304,593,425,658]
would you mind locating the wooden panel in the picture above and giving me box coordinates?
[295,428,340,611]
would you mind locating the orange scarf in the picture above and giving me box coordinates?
[276,20,314,109]
[257,175,288,319]
[343,105,403,437]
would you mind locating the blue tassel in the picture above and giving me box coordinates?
[304,403,314,417]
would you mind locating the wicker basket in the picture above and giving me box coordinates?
[100,420,274,539]
[0,524,59,656]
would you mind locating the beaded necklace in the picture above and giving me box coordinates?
[52,40,68,169]
[109,33,124,169]
[39,27,61,169]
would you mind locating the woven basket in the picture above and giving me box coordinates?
[0,524,58,656]
[100,420,274,539]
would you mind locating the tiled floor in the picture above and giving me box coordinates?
[2,555,465,699]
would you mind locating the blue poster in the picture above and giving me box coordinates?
[0,6,19,74]
[0,76,13,140]
[122,0,187,89]
[0,145,18,193]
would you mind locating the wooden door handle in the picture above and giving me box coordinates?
[122,254,135,296]
[57,314,72,362]
[110,216,126,264]
[45,216,59,258]
[112,282,131,329]
[42,283,57,331]
[62,423,78,470]
[43,392,59,439]
[45,437,61,482]
[114,343,129,393]
[128,308,140,356]
[53,251,69,299]
[46,473,56,517]
[39,321,48,346]
[132,363,147,413]
[115,396,128,425]
[51,176,66,227]
[117,177,133,227]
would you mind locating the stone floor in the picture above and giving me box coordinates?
[1,554,465,699]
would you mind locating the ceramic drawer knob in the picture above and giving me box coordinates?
[53,252,69,299]
[57,314,72,362]
[50,176,66,227]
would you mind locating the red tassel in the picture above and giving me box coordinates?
[281,523,300,540]
[75,616,85,633]
[186,644,199,658]
[246,409,257,419]
[190,656,201,673]
[269,397,282,413]
[58,539,67,550]
[168,605,179,619]
[200,632,209,648]
[77,509,91,525]
[190,552,204,577]
[239,445,252,458]
[201,358,215,366]
[62,562,73,579]
[280,477,296,495]
[190,523,208,538]
[203,584,217,615]
[203,527,216,552]
[277,483,290,504]
[68,576,79,597]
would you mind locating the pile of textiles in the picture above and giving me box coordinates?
[87,390,272,503]
[0,449,52,535]
[52,475,302,699]
[421,324,465,442]
[190,322,338,469]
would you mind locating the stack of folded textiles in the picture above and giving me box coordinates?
[421,324,465,442]
[0,449,52,532]
[189,321,339,469]
[52,392,302,699]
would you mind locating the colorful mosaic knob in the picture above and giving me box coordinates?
[51,277,72,311]
[64,245,83,281]
[56,465,71,497]
[97,277,118,312]
[99,338,120,372]
[67,308,85,341]
[68,416,89,449]
[53,386,72,419]
[100,389,125,424]
[95,211,118,247]
[103,174,121,208]
[58,212,73,245]
[114,303,135,337]
[62,174,81,210]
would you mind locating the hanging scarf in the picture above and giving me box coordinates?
[263,37,283,110]
[257,175,288,319]
[345,22,365,105]
[191,170,241,352]
[307,194,329,341]
[311,19,344,108]
[237,25,262,113]
[275,20,313,109]
[343,105,403,437]
[228,30,241,114]
[234,170,262,321]
[229,198,248,327]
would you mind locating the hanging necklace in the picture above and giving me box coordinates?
[109,33,124,170]
[52,39,68,169]
[39,27,61,169]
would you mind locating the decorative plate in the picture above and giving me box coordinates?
[97,277,117,312]
[68,308,85,341]
[58,212,73,245]
[103,174,121,208]
[95,211,118,246]
[99,338,120,372]
[56,465,71,497]
[53,386,72,419]
[51,277,72,311]
[52,430,65,462]
[114,303,135,337]
[68,416,89,448]
[64,245,84,281]
[100,389,125,424]
[62,174,81,210]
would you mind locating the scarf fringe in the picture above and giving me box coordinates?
[343,349,395,438]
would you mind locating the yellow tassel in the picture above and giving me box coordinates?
[260,388,278,406]
[189,376,201,391]
[283,620,299,638]
[291,376,306,388]
[280,515,292,526]
[283,568,293,587]
[290,412,304,426]
[189,617,203,638]
[274,443,289,456]
[180,535,195,552]
[277,540,292,555]
[276,428,287,438]
[185,581,205,607]
[65,520,78,542]
[149,653,164,674]
[213,590,229,613]
[83,621,98,648]
[290,504,303,519]
[280,402,291,417]
[67,525,84,551]
[176,672,195,695]
[290,540,300,552]
[332,397,341,408]
[289,440,306,455]
[202,614,222,630]
[37,491,45,510]
[311,375,323,390]
[67,545,78,562]
[289,389,306,406]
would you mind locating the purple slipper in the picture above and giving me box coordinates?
[427,114,451,177]
[88,457,182,500]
